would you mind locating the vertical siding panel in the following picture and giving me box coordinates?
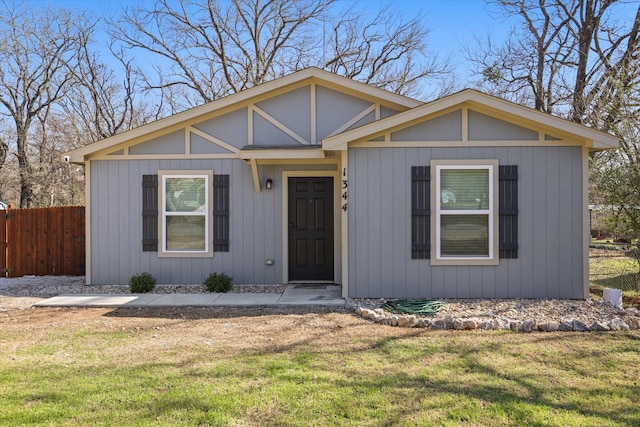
[273,163,283,283]
[469,267,484,298]
[352,149,369,296]
[392,148,408,298]
[109,162,122,283]
[481,267,496,298]
[443,267,456,298]
[262,164,275,284]
[566,148,583,297]
[93,162,106,283]
[380,149,396,296]
[557,148,573,297]
[545,148,561,298]
[230,158,244,282]
[515,148,531,297]
[255,164,266,282]
[367,149,382,297]
[117,161,130,281]
[531,148,547,298]
[242,160,256,283]
[130,162,139,277]
[429,266,443,299]
[457,266,471,298]
[572,149,585,297]
[267,164,277,283]
[347,151,357,295]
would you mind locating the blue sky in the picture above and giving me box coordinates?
[23,0,640,86]
[36,0,514,81]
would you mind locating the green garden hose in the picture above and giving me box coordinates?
[381,299,446,316]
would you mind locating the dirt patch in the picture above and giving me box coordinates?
[0,297,414,357]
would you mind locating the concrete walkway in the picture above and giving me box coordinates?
[33,284,345,308]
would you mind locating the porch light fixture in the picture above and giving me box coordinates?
[265,178,273,190]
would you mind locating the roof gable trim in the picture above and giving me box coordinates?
[322,89,619,151]
[65,68,421,164]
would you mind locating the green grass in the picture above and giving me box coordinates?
[1,316,639,426]
[590,249,639,293]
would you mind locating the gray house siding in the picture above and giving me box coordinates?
[348,145,584,299]
[89,158,336,285]
[66,70,618,300]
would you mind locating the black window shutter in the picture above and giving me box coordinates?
[213,175,230,252]
[499,165,518,258]
[411,166,430,259]
[142,175,158,252]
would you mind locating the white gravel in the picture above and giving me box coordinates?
[0,275,286,297]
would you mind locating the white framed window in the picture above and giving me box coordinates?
[159,170,213,257]
[431,160,499,266]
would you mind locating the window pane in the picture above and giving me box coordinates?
[166,216,206,251]
[166,177,206,212]
[440,215,489,256]
[440,169,489,210]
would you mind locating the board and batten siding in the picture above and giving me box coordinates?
[89,158,336,285]
[347,146,584,299]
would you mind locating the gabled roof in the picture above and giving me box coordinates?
[321,89,620,151]
[65,67,422,164]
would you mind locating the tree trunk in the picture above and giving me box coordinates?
[15,130,33,208]
[571,0,595,123]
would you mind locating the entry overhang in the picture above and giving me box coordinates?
[241,145,328,193]
[239,145,326,160]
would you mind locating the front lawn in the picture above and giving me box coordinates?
[0,306,638,426]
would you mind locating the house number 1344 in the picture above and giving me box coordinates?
[341,168,348,211]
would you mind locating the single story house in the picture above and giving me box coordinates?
[65,68,618,299]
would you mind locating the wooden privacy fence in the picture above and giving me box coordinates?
[0,206,85,277]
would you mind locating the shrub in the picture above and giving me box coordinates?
[203,272,233,293]
[129,272,156,293]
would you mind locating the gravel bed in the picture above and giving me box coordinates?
[2,275,639,332]
[346,297,640,332]
[0,276,286,297]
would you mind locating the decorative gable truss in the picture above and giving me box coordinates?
[328,107,571,149]
[322,89,619,152]
[90,81,413,192]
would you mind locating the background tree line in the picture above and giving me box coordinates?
[0,0,638,243]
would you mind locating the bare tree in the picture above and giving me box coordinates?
[109,0,328,109]
[324,4,450,98]
[466,0,639,123]
[109,0,449,110]
[62,43,163,144]
[0,3,89,207]
[0,137,7,173]
[465,1,580,113]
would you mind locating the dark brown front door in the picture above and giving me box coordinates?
[288,177,334,281]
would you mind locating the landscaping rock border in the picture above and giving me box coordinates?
[0,276,287,297]
[345,298,640,332]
